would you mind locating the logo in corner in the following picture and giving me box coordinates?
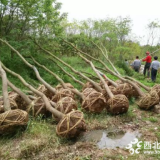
[126,138,142,155]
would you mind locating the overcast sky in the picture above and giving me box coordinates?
[58,0,160,45]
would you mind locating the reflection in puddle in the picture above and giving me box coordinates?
[78,129,141,149]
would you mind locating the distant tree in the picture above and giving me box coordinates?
[146,20,160,46]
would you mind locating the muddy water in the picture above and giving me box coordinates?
[78,129,141,149]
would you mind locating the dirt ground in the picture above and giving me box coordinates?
[1,104,160,160]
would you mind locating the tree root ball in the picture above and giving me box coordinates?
[52,89,75,102]
[82,88,106,113]
[82,82,100,91]
[55,97,78,114]
[99,79,112,89]
[107,94,129,114]
[0,92,18,114]
[102,86,119,100]
[151,84,160,98]
[56,83,74,91]
[37,85,55,99]
[32,98,51,117]
[56,110,86,138]
[116,83,135,98]
[0,109,28,135]
[137,90,159,110]
[115,80,124,85]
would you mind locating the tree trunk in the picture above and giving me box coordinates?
[0,62,11,111]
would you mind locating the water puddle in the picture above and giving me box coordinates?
[78,129,141,149]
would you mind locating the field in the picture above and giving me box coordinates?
[0,56,160,160]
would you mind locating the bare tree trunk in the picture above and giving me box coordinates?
[97,70,118,87]
[0,38,56,95]
[92,41,121,76]
[61,40,144,97]
[34,40,102,92]
[49,59,85,86]
[0,61,11,111]
[7,79,32,104]
[124,76,150,91]
[2,63,64,120]
[78,53,114,98]
[31,56,84,99]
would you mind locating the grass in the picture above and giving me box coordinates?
[1,54,160,159]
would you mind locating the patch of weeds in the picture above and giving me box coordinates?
[148,117,158,123]
[129,97,136,105]
[3,150,10,159]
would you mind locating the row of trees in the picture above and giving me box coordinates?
[1,0,160,62]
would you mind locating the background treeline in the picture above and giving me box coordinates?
[1,0,160,90]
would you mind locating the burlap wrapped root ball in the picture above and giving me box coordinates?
[54,97,78,115]
[116,83,139,98]
[56,83,74,91]
[106,94,129,114]
[0,109,28,135]
[82,88,106,113]
[82,82,100,91]
[37,85,55,99]
[0,93,18,114]
[115,80,124,85]
[137,90,159,110]
[31,98,51,117]
[151,84,160,98]
[56,110,86,138]
[102,86,120,101]
[52,88,75,102]
[99,79,112,89]
[14,95,29,111]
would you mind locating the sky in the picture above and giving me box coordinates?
[58,0,160,45]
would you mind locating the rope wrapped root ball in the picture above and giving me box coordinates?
[52,88,75,102]
[82,88,106,113]
[115,80,124,85]
[14,94,28,111]
[37,85,55,99]
[54,97,78,114]
[56,110,86,138]
[102,86,120,100]
[151,84,160,98]
[0,93,18,114]
[137,90,159,110]
[82,82,99,91]
[32,98,51,117]
[116,83,136,98]
[99,79,112,89]
[56,83,74,91]
[107,94,129,114]
[0,109,28,135]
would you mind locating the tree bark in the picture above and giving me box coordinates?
[50,59,85,86]
[0,38,56,95]
[0,62,11,111]
[7,79,32,105]
[32,56,84,99]
[2,63,64,120]
[34,41,102,92]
